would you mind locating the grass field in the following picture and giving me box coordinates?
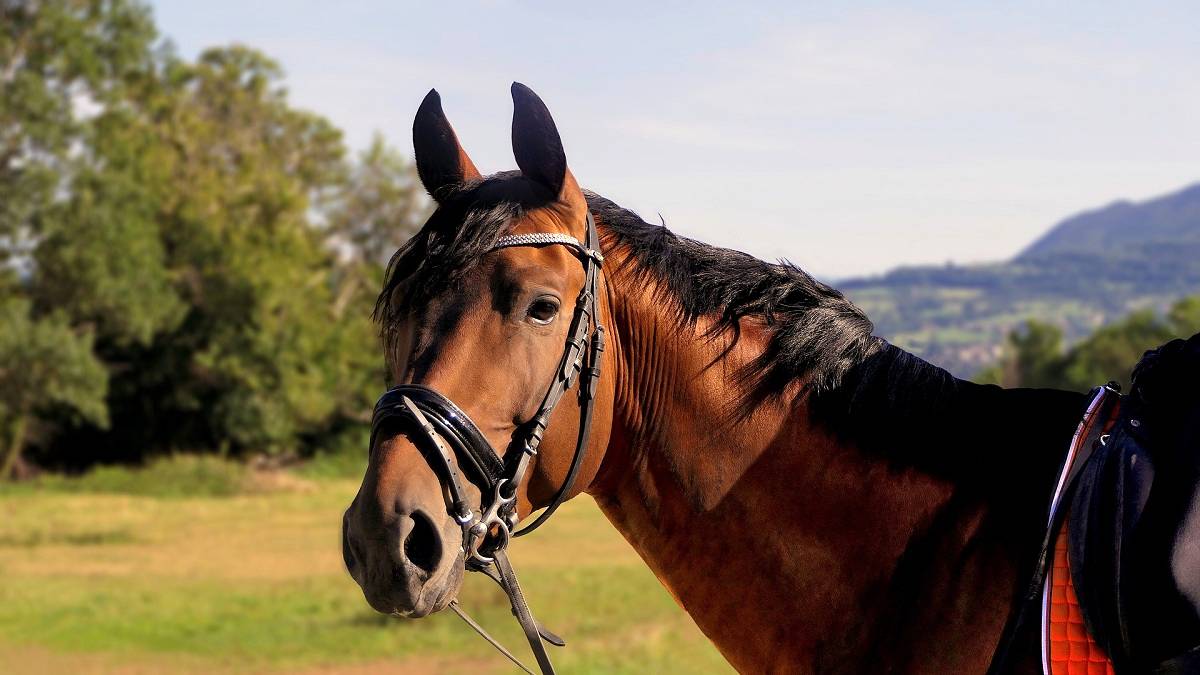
[0,464,730,674]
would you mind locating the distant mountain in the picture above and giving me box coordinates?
[1020,183,1200,259]
[842,182,1200,378]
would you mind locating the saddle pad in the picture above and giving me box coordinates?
[1047,519,1114,675]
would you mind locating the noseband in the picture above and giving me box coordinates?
[370,211,605,675]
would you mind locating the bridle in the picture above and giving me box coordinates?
[369,211,605,675]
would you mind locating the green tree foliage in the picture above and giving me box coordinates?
[0,296,107,477]
[3,2,427,470]
[977,296,1200,392]
[1167,296,1200,335]
[325,133,430,319]
[976,320,1067,389]
[329,133,429,268]
[1,0,156,263]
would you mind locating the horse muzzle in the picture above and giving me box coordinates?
[342,443,469,618]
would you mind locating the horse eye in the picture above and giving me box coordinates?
[526,298,560,325]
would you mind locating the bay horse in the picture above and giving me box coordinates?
[341,84,1200,673]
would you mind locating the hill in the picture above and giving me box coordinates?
[841,182,1200,378]
[1019,183,1200,259]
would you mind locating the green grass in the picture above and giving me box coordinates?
[0,473,729,674]
[292,448,369,482]
[14,455,257,498]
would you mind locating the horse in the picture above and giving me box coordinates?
[341,83,1200,673]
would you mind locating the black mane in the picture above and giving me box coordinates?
[376,175,881,411]
[584,193,881,414]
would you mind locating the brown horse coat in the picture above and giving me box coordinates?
[343,84,1092,674]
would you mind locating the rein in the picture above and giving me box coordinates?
[370,212,605,675]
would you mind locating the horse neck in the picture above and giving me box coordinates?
[588,265,1088,673]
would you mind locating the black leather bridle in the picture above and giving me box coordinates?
[370,211,605,675]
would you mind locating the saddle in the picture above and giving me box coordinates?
[1065,388,1200,673]
[1068,338,1200,673]
[992,335,1200,674]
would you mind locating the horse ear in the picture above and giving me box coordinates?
[413,89,481,201]
[511,82,568,198]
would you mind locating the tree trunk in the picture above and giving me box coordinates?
[1,413,28,480]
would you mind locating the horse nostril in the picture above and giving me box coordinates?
[403,509,441,575]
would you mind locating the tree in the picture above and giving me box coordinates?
[325,134,429,318]
[978,297,1200,392]
[1168,296,1200,336]
[1,0,157,264]
[37,45,375,461]
[976,320,1065,388]
[2,0,158,469]
[5,2,421,469]
[0,297,107,478]
[1060,310,1175,391]
[329,134,429,267]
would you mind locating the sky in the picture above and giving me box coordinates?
[151,1,1199,279]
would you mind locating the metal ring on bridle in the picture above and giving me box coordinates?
[463,479,517,567]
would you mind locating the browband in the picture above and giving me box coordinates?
[492,230,604,264]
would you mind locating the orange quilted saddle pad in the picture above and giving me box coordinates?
[1046,523,1115,675]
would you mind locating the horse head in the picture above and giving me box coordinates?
[342,84,613,619]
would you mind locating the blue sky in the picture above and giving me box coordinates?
[151,1,1199,278]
